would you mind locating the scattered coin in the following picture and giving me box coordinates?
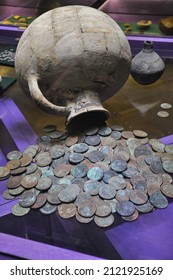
[116,189,129,202]
[54,163,71,177]
[76,212,94,223]
[74,192,92,207]
[164,144,173,154]
[58,187,78,203]
[109,176,126,190]
[95,201,112,217]
[0,166,10,179]
[36,152,52,167]
[12,202,30,216]
[19,189,37,207]
[83,126,98,136]
[149,191,168,208]
[21,174,38,189]
[31,193,47,209]
[122,209,139,221]
[9,186,25,196]
[87,167,103,181]
[50,145,65,159]
[57,203,76,219]
[71,163,88,178]
[65,134,78,147]
[47,191,61,205]
[99,184,116,200]
[73,143,89,153]
[160,184,173,198]
[85,135,101,146]
[39,202,57,214]
[111,159,127,172]
[6,175,21,189]
[20,154,32,167]
[116,201,135,216]
[129,189,148,205]
[157,111,169,118]
[42,124,57,132]
[83,180,100,195]
[160,103,172,109]
[68,153,84,164]
[78,201,96,218]
[36,177,52,191]
[88,150,105,163]
[98,126,112,136]
[133,130,148,138]
[10,166,26,175]
[162,160,173,173]
[6,159,21,170]
[94,214,114,227]
[2,189,16,200]
[135,200,154,213]
[7,150,22,160]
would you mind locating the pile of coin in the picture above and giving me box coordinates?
[1,123,173,228]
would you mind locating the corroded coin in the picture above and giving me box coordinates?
[129,189,148,205]
[133,180,147,192]
[10,166,26,175]
[94,214,114,228]
[147,184,160,196]
[57,203,76,219]
[42,124,57,132]
[122,209,139,221]
[47,130,64,139]
[26,163,38,175]
[108,198,119,213]
[21,174,38,189]
[160,184,173,198]
[74,192,92,207]
[6,159,21,170]
[65,134,78,147]
[2,189,16,200]
[157,111,169,118]
[9,186,25,196]
[111,131,122,140]
[39,202,57,214]
[12,202,30,216]
[47,191,61,205]
[162,160,173,173]
[116,189,129,202]
[85,135,101,146]
[111,159,127,172]
[71,163,88,178]
[36,152,52,167]
[88,150,105,163]
[76,212,93,223]
[102,170,117,184]
[6,175,22,189]
[58,187,77,203]
[116,201,135,216]
[98,126,112,136]
[73,143,89,153]
[122,131,134,139]
[87,166,103,181]
[101,136,116,148]
[31,193,47,209]
[149,191,168,208]
[111,124,124,131]
[150,161,164,174]
[135,200,154,213]
[50,145,65,159]
[160,103,172,109]
[20,154,32,167]
[36,177,52,191]
[19,189,37,207]
[95,201,112,217]
[54,163,71,177]
[133,130,148,138]
[68,153,84,164]
[7,150,22,160]
[134,145,152,157]
[23,146,37,157]
[83,126,98,136]
[0,166,10,179]
[98,184,116,200]
[164,144,173,154]
[83,180,100,195]
[78,201,96,217]
[122,165,139,178]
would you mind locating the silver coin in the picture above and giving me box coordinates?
[149,191,168,209]
[19,189,37,207]
[95,201,112,217]
[135,200,154,213]
[68,153,84,164]
[39,202,57,214]
[160,103,172,109]
[58,187,77,203]
[87,167,103,181]
[162,160,173,173]
[157,111,169,118]
[116,201,135,216]
[83,180,100,195]
[98,184,116,200]
[78,201,96,218]
[12,202,30,216]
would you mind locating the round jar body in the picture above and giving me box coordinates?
[15,5,132,127]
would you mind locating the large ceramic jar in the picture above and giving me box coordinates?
[15,5,132,128]
[131,41,165,85]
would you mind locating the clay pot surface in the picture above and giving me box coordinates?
[131,41,165,85]
[15,5,131,128]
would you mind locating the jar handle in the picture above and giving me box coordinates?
[27,75,69,115]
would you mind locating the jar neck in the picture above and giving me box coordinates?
[142,41,153,53]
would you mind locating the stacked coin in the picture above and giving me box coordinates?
[1,123,173,227]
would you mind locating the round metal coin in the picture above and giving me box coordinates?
[57,203,76,219]
[149,191,168,208]
[19,190,37,207]
[122,209,139,221]
[160,184,173,198]
[31,193,47,209]
[116,201,135,216]
[78,201,96,217]
[21,174,38,189]
[12,202,30,216]
[94,214,114,228]
[111,159,127,172]
[98,184,116,200]
[7,150,22,160]
[160,103,172,109]
[87,167,103,181]
[71,163,88,178]
[6,175,22,189]
[95,201,112,217]
[129,189,148,205]
[36,177,52,191]
[39,202,57,214]
[157,111,169,118]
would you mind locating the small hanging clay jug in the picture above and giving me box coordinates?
[15,6,132,129]
[131,41,165,85]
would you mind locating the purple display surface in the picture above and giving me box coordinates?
[0,232,101,260]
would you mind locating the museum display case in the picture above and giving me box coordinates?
[0,0,173,260]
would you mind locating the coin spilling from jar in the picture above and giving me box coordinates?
[1,123,173,228]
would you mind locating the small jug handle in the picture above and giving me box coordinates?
[28,75,69,115]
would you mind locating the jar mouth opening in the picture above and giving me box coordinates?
[66,110,109,131]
